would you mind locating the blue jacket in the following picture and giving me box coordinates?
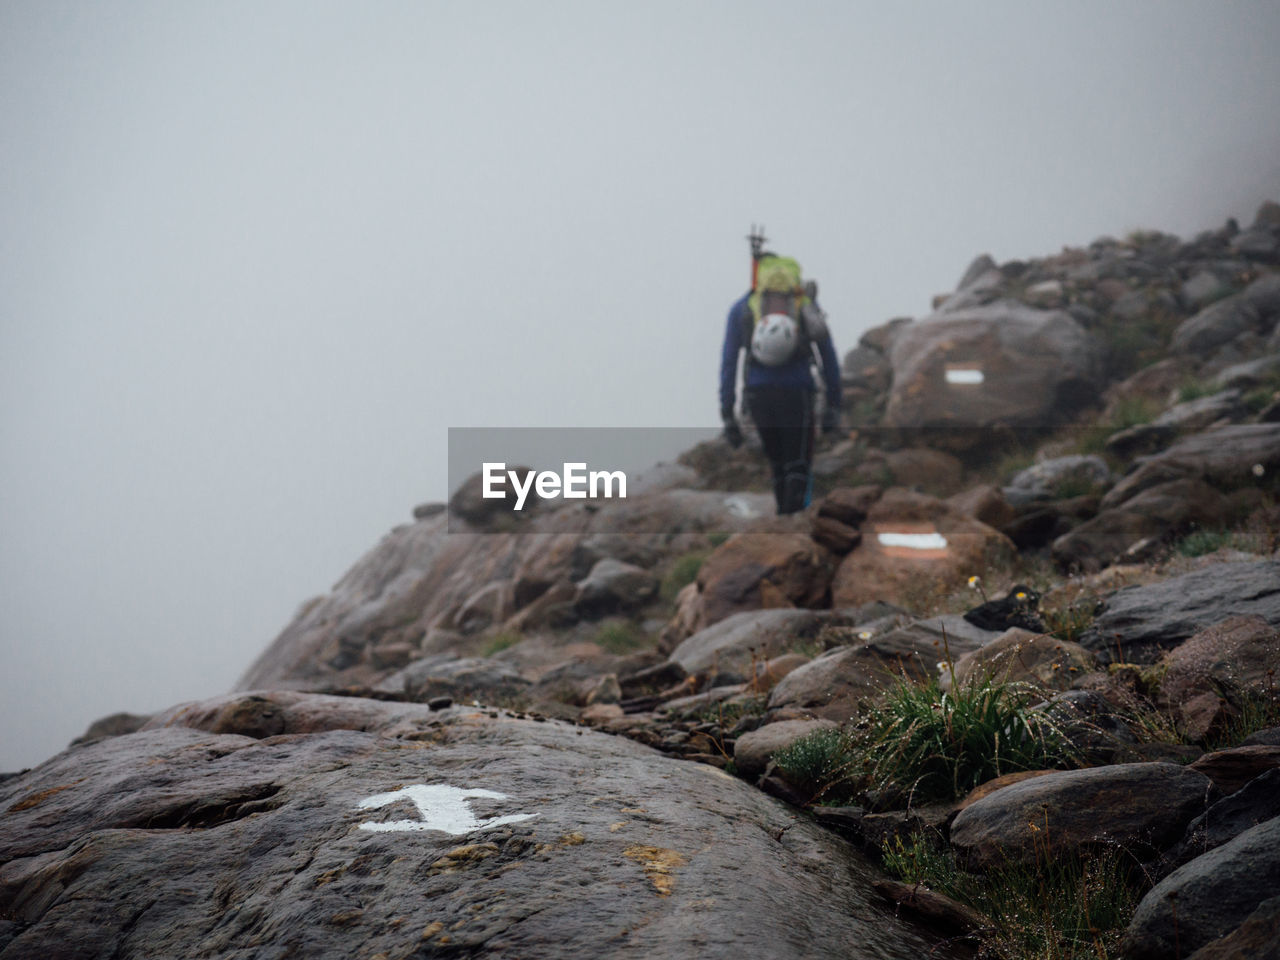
[719,293,842,415]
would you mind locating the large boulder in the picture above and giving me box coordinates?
[1079,561,1280,664]
[830,489,1014,609]
[883,303,1103,443]
[949,763,1211,870]
[0,693,943,960]
[1123,816,1280,960]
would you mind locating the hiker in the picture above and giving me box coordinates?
[719,241,842,515]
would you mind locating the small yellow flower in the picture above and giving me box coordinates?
[968,576,981,589]
[1015,591,1028,601]
[857,630,873,641]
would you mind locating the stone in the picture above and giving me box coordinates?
[1182,269,1235,308]
[752,653,811,691]
[1050,478,1232,572]
[412,501,446,520]
[945,629,1094,693]
[0,695,957,960]
[572,559,658,618]
[1079,561,1280,663]
[667,608,841,682]
[830,489,1015,609]
[816,485,883,526]
[1154,615,1280,715]
[690,533,835,631]
[767,616,996,722]
[393,655,531,705]
[883,448,967,497]
[449,466,539,524]
[949,763,1212,869]
[1123,817,1280,960]
[1101,424,1280,509]
[69,711,152,747]
[1185,896,1280,960]
[945,484,1016,530]
[1213,353,1280,391]
[733,718,838,777]
[1171,274,1280,356]
[1189,745,1280,797]
[1004,455,1111,506]
[810,515,862,554]
[1164,768,1280,872]
[455,579,515,634]
[883,303,1103,443]
[873,880,987,936]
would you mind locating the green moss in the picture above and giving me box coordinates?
[594,620,646,655]
[660,551,706,602]
[481,631,522,657]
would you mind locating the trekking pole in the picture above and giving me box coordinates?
[747,224,767,288]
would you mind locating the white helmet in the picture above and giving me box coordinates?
[751,313,799,366]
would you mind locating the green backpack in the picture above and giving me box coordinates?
[742,255,827,365]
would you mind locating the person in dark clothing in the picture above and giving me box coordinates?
[719,254,842,514]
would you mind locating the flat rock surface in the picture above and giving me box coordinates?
[1080,560,1280,663]
[0,693,947,960]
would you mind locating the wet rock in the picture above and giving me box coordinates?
[949,763,1211,869]
[830,489,1014,609]
[689,533,835,631]
[70,711,152,747]
[393,654,532,704]
[945,629,1094,693]
[1153,615,1280,718]
[883,448,967,497]
[1101,423,1280,509]
[573,559,658,618]
[816,485,883,526]
[0,695,955,960]
[449,466,538,524]
[873,880,987,937]
[1184,895,1280,960]
[810,515,862,554]
[733,718,838,777]
[767,616,995,722]
[1189,745,1280,797]
[1122,817,1280,960]
[883,303,1103,444]
[1170,274,1280,357]
[1079,561,1280,664]
[1050,478,1231,571]
[1004,455,1111,506]
[667,609,838,683]
[1163,768,1280,873]
[945,484,1016,530]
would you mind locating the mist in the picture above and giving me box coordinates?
[3,1,1279,771]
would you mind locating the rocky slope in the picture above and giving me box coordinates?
[4,203,1280,959]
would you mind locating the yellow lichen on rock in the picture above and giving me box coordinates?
[623,845,688,897]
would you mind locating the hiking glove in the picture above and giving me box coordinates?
[821,407,840,435]
[722,417,743,449]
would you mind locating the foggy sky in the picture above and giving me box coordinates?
[3,1,1279,771]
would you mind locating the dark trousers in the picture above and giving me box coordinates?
[747,386,815,515]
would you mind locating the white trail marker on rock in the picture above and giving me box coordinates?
[356,784,538,835]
